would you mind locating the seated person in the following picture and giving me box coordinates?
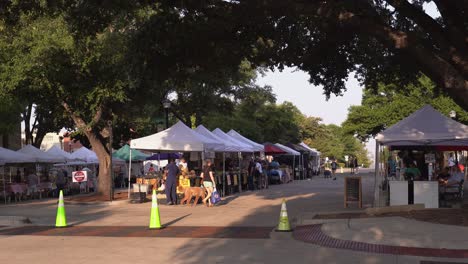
[404,163,422,180]
[440,165,464,188]
[437,167,451,182]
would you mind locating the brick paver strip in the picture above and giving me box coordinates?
[0,225,272,239]
[293,224,468,258]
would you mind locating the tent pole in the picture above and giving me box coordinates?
[158,152,160,169]
[373,141,380,207]
[223,152,226,197]
[3,166,6,204]
[127,147,132,199]
[292,155,295,181]
[238,152,242,193]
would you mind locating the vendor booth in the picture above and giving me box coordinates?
[129,121,224,199]
[374,105,468,208]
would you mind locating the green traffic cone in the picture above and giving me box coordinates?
[149,190,163,229]
[276,199,291,232]
[55,190,67,228]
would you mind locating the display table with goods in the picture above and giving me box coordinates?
[375,105,468,208]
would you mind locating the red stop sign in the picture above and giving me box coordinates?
[73,171,86,182]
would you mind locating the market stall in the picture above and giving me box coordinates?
[196,125,240,196]
[213,128,255,192]
[0,147,36,203]
[374,105,468,208]
[130,121,224,198]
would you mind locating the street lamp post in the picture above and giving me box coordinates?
[163,100,171,129]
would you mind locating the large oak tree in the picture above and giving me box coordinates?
[161,0,467,110]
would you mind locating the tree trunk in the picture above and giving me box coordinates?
[61,102,112,199]
[86,131,112,199]
[23,104,33,145]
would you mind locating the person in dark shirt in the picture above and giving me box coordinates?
[165,158,179,205]
[437,167,450,181]
[201,159,216,207]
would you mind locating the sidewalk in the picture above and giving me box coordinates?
[295,215,468,258]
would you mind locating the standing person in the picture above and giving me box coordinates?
[353,156,359,174]
[255,158,263,187]
[165,158,179,205]
[55,169,67,197]
[247,158,255,190]
[331,159,338,180]
[27,169,39,199]
[387,154,397,179]
[201,159,216,207]
[15,168,22,183]
[179,158,188,170]
[349,157,355,174]
[148,164,155,173]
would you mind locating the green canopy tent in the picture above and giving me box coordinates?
[112,144,149,161]
[113,145,149,191]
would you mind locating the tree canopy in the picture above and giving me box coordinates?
[343,76,468,141]
[154,1,468,110]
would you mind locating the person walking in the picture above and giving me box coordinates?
[331,159,338,180]
[353,156,359,174]
[165,158,179,205]
[201,159,216,207]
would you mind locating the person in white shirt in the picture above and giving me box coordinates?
[179,158,188,170]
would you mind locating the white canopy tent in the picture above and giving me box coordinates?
[45,146,76,163]
[1,147,37,204]
[67,147,125,165]
[212,128,254,152]
[128,121,224,198]
[131,121,223,152]
[373,105,468,207]
[17,144,64,163]
[227,129,264,152]
[213,128,256,193]
[0,147,35,164]
[69,147,98,163]
[195,125,237,152]
[196,125,243,195]
[376,105,468,146]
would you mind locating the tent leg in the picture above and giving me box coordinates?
[3,167,6,204]
[292,155,295,181]
[127,148,132,199]
[223,152,226,197]
[373,141,380,207]
[238,152,242,193]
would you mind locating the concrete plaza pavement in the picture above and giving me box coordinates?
[1,172,468,263]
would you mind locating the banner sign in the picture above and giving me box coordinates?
[72,170,88,183]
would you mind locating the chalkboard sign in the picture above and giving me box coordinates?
[344,176,362,208]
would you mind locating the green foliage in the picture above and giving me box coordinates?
[343,76,468,141]
[302,121,371,167]
[0,93,21,134]
[203,88,302,144]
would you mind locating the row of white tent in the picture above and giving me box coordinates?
[130,121,263,153]
[130,121,315,156]
[0,145,124,166]
[0,121,319,166]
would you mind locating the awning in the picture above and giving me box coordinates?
[263,142,287,155]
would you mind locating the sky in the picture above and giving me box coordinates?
[256,69,375,158]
